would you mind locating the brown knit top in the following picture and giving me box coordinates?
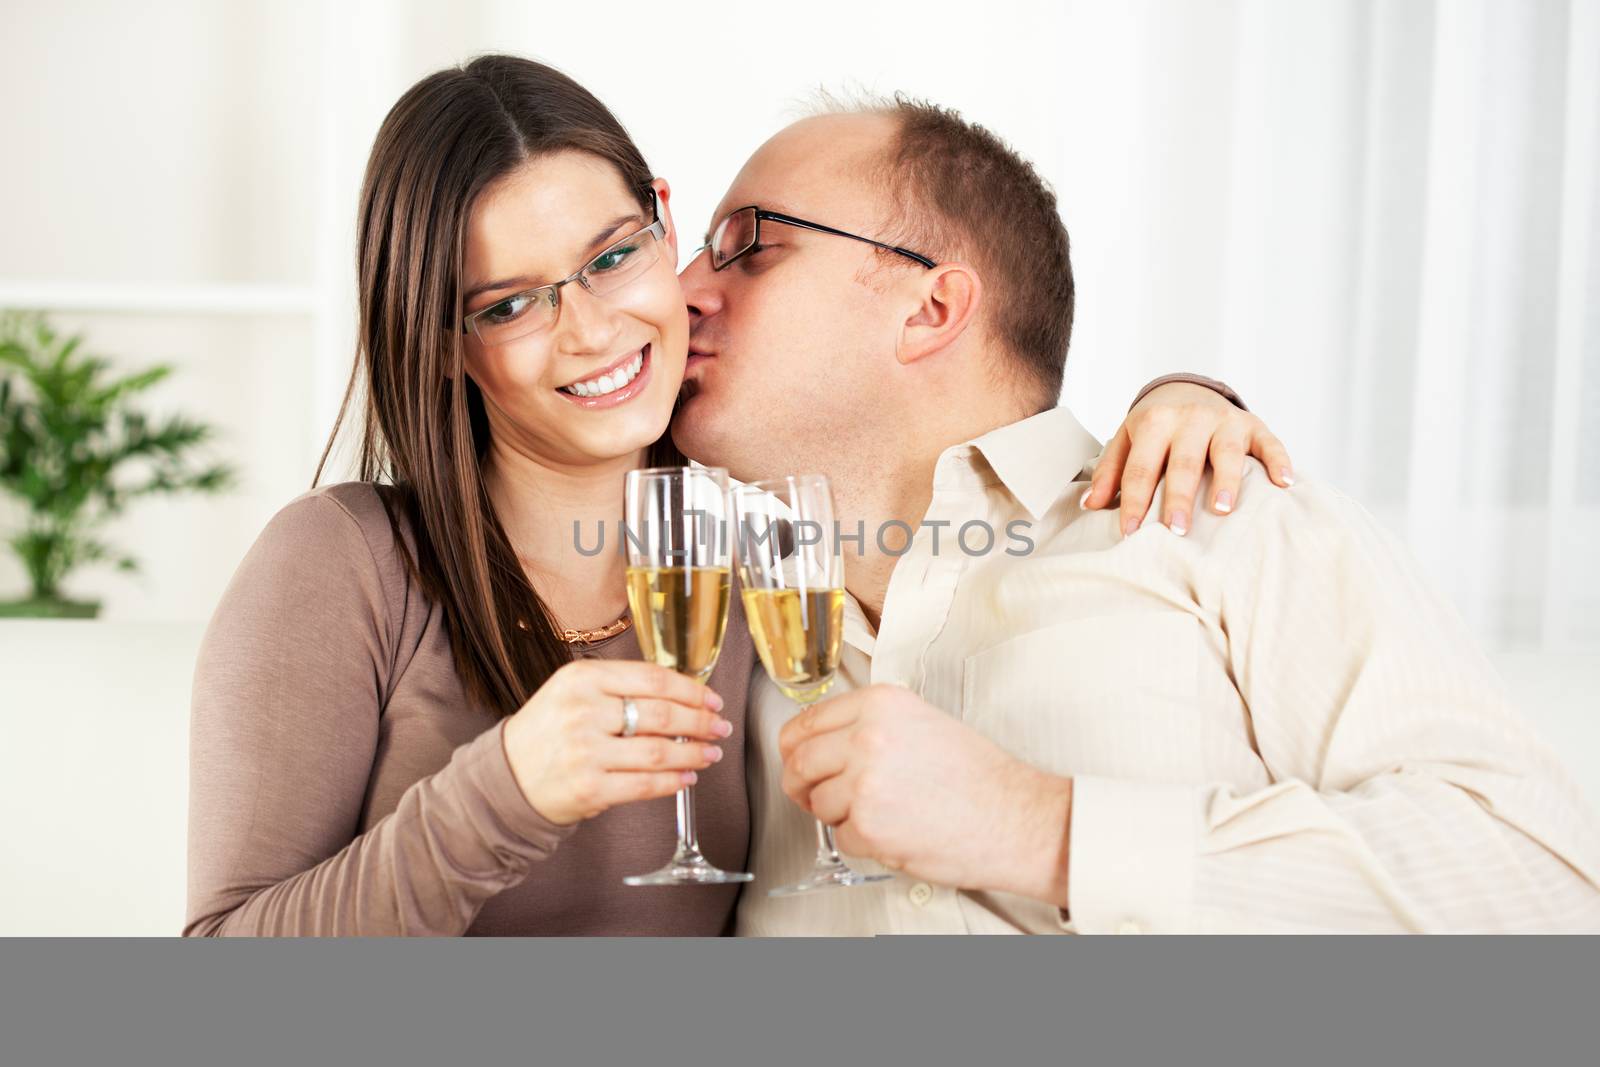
[185,482,753,936]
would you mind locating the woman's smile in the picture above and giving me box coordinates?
[554,342,654,409]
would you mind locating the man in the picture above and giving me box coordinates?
[672,99,1600,933]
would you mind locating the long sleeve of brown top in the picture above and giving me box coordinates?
[184,489,574,936]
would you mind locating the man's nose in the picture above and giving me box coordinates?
[554,282,623,355]
[680,246,722,323]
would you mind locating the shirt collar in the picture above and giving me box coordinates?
[841,590,876,656]
[962,406,1103,521]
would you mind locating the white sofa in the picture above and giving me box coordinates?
[2,621,1596,936]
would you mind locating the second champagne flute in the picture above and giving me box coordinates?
[732,474,894,897]
[622,465,752,886]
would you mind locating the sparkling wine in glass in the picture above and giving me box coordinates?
[622,466,752,886]
[732,474,894,897]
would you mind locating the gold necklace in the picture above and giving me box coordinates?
[558,611,632,645]
[516,611,632,645]
[509,547,631,645]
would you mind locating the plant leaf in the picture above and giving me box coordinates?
[0,310,235,593]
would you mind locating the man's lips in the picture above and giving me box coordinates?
[685,346,715,375]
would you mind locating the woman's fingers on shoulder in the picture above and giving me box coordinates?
[1084,426,1131,511]
[1206,426,1249,514]
[1157,416,1215,535]
[1104,400,1295,526]
[1115,431,1170,537]
[1248,424,1296,487]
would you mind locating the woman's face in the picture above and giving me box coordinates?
[460,151,687,468]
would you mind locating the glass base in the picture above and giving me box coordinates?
[623,845,753,887]
[768,862,894,898]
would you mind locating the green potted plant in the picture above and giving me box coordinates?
[0,310,235,619]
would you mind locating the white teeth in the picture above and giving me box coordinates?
[562,349,646,398]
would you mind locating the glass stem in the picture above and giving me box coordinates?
[672,667,712,864]
[674,773,702,860]
[794,692,847,870]
[814,819,845,866]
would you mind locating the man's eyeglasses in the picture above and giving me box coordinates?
[703,205,936,272]
[460,191,666,346]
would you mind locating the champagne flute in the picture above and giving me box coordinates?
[621,466,753,886]
[732,474,893,897]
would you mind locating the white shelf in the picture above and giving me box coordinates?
[0,281,321,317]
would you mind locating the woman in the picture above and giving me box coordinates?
[185,55,1291,936]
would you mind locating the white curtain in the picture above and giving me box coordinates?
[1055,0,1600,653]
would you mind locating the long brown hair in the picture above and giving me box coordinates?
[315,54,681,717]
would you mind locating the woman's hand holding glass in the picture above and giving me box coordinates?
[620,465,752,885]
[501,659,731,827]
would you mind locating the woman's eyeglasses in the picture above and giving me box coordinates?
[460,192,667,346]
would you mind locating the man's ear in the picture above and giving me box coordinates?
[651,177,679,266]
[897,263,982,366]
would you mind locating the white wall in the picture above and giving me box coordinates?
[0,623,196,936]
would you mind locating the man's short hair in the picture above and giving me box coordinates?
[827,94,1075,406]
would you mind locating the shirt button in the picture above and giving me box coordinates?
[1116,919,1144,935]
[909,882,934,907]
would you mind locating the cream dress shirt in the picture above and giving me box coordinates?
[736,407,1600,934]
